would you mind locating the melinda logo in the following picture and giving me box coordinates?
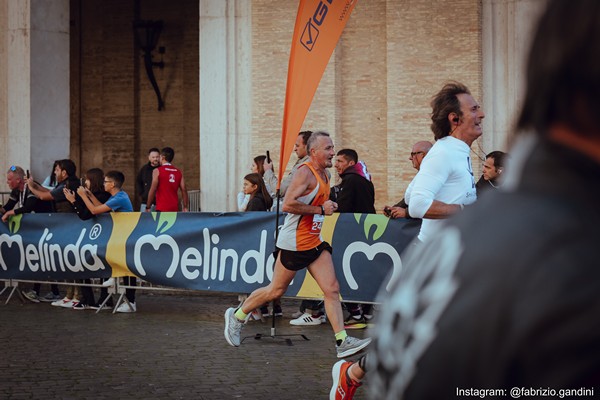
[0,228,105,273]
[300,0,333,51]
[132,227,275,284]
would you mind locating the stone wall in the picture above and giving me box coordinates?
[70,0,199,208]
[2,1,545,211]
[250,0,482,211]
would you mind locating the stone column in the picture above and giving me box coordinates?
[481,0,547,154]
[0,0,31,190]
[30,0,70,180]
[199,0,252,211]
[0,0,69,189]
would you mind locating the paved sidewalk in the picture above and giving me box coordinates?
[0,291,371,400]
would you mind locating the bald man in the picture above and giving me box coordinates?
[384,141,433,219]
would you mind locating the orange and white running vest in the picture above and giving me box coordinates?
[276,162,330,251]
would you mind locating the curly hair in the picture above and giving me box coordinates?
[430,81,471,141]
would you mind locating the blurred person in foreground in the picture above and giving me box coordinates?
[331,1,600,398]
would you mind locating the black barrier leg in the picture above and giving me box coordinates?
[243,190,310,346]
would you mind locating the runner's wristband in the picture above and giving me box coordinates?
[320,205,325,215]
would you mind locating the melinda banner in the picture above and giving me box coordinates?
[0,212,419,303]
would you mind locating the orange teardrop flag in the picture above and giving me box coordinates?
[276,0,358,189]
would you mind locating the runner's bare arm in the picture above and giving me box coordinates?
[282,167,338,215]
[282,167,319,215]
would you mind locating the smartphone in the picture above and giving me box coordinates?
[81,177,85,187]
[266,151,271,164]
[26,169,30,179]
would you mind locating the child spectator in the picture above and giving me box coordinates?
[243,173,273,211]
[77,171,137,313]
[241,173,280,317]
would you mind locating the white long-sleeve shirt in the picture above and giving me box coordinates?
[405,136,477,242]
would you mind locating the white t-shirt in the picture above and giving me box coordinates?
[405,136,477,242]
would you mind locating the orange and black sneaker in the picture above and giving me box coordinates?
[330,360,362,400]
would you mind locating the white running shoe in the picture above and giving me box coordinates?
[290,312,323,326]
[116,302,136,313]
[59,299,75,308]
[102,277,115,287]
[51,297,72,307]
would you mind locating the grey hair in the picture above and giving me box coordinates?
[306,131,330,153]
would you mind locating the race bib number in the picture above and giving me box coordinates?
[311,214,324,235]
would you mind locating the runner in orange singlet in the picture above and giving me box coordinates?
[224,131,371,358]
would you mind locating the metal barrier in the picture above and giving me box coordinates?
[0,277,203,314]
[1,188,203,311]
[2,190,201,211]
[187,189,201,211]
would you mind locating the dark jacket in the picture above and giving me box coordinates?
[1,184,53,214]
[53,176,80,213]
[246,191,270,211]
[72,190,111,220]
[475,174,499,195]
[330,161,375,213]
[136,162,157,203]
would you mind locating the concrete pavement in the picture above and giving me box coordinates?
[0,290,371,399]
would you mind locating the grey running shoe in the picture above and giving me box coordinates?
[22,290,40,303]
[224,307,244,347]
[336,336,371,358]
[39,292,62,302]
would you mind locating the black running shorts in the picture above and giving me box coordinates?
[274,242,333,271]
